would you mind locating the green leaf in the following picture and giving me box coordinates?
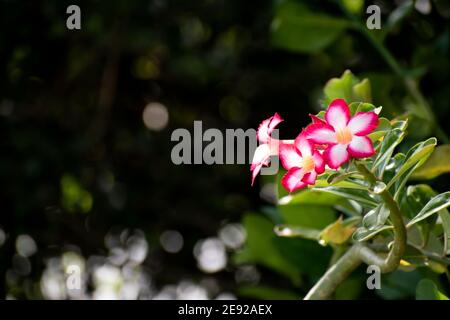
[323,70,372,105]
[274,224,320,240]
[387,137,437,193]
[274,236,331,279]
[391,119,409,131]
[326,171,360,185]
[278,204,336,229]
[352,80,372,105]
[382,153,406,189]
[367,117,391,142]
[416,279,449,300]
[271,2,351,54]
[278,189,341,206]
[234,213,301,284]
[377,270,422,299]
[313,186,378,208]
[362,204,390,230]
[401,245,428,268]
[320,216,356,245]
[335,275,364,300]
[353,225,392,242]
[314,176,366,189]
[400,184,438,246]
[407,192,450,227]
[372,128,406,178]
[411,145,450,180]
[348,102,378,116]
[334,198,363,216]
[400,184,436,220]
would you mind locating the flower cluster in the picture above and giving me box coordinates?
[251,99,379,192]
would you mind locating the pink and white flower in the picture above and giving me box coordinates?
[305,99,378,169]
[251,113,283,185]
[279,132,325,193]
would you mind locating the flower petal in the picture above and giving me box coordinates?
[347,112,379,136]
[309,114,326,125]
[304,123,337,144]
[279,143,302,170]
[294,131,313,156]
[250,144,271,185]
[324,144,350,169]
[302,170,317,185]
[257,113,283,143]
[251,163,263,186]
[313,151,325,174]
[348,136,375,158]
[281,167,307,193]
[325,99,350,130]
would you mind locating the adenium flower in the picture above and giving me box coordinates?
[251,113,284,185]
[279,132,325,192]
[305,99,378,169]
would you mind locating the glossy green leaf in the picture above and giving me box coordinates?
[352,225,392,242]
[362,204,390,230]
[372,128,405,178]
[348,102,376,116]
[326,171,360,185]
[278,189,341,206]
[367,117,392,142]
[387,137,437,192]
[407,192,450,227]
[382,153,406,191]
[313,186,378,208]
[400,185,438,246]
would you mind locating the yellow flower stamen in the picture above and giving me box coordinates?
[335,127,353,144]
[302,155,315,172]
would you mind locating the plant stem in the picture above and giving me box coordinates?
[304,163,407,299]
[304,245,362,300]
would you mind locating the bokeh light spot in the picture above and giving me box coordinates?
[160,230,184,253]
[142,102,169,131]
[16,234,37,258]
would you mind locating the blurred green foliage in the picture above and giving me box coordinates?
[0,0,449,299]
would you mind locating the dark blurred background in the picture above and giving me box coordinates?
[0,0,449,299]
